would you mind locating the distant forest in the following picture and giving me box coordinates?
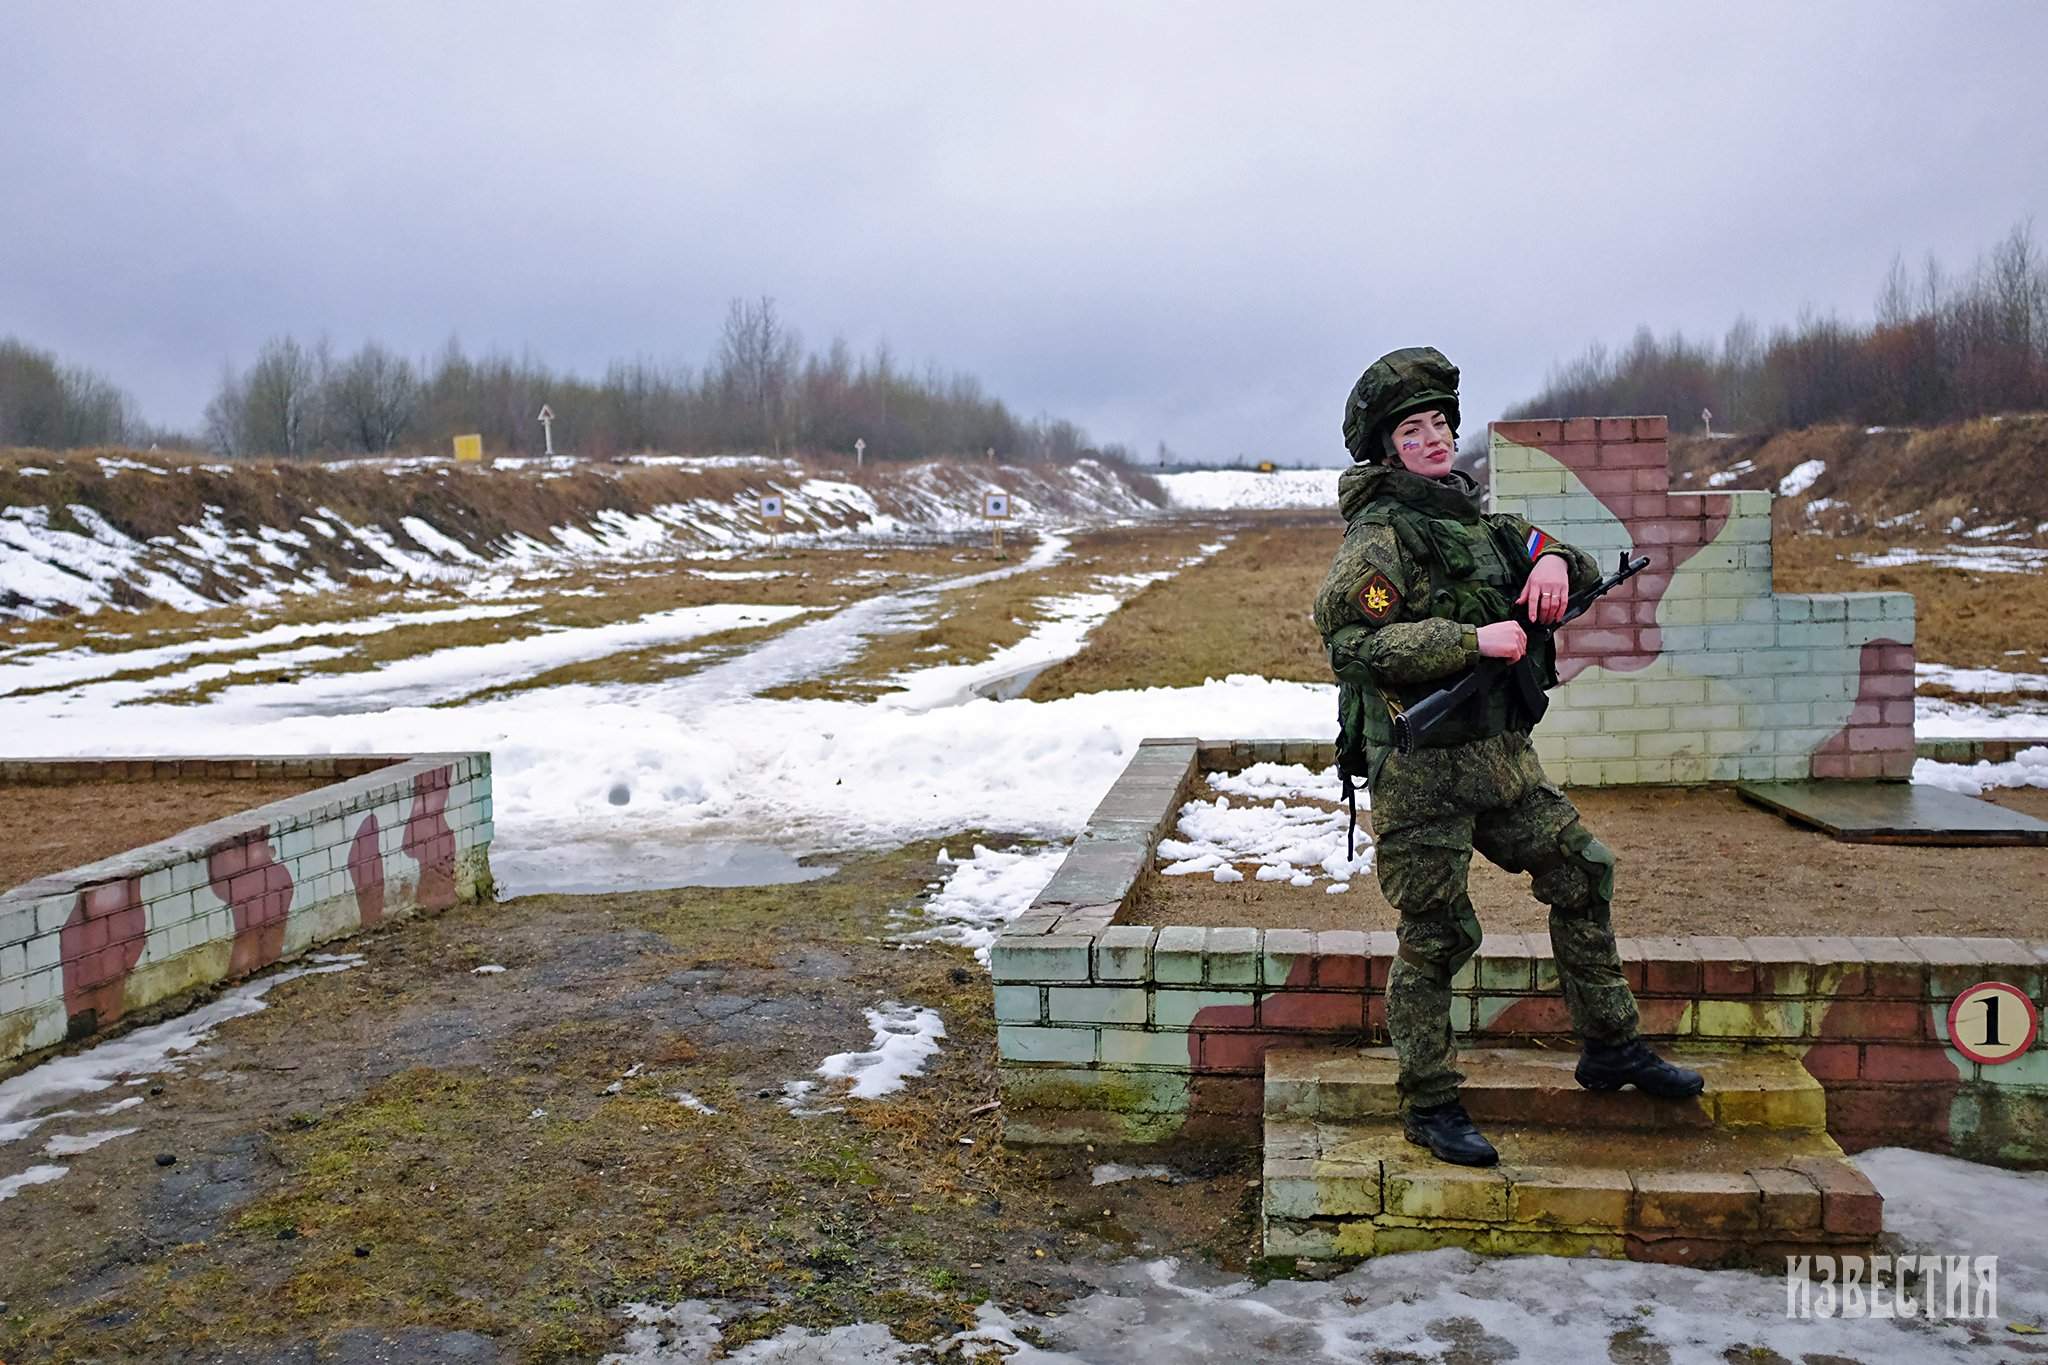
[1507,220,2048,434]
[0,297,1131,463]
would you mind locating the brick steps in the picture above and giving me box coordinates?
[1265,1046,1828,1134]
[1261,1047,1881,1266]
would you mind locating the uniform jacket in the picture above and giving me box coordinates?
[1313,461,1601,754]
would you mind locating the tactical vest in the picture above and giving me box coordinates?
[1335,500,1557,778]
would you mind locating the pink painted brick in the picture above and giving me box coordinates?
[1692,936,1755,996]
[1638,938,1701,995]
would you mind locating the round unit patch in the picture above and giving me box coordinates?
[1947,981,2040,1066]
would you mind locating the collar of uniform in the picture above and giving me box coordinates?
[1381,466,1481,522]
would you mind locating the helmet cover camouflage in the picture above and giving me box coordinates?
[1342,346,1461,462]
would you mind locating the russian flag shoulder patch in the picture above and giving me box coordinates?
[1525,527,1555,560]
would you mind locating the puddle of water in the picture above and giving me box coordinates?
[491,838,837,896]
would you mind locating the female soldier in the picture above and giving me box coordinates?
[1312,346,1702,1167]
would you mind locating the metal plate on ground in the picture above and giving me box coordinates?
[1736,781,2048,846]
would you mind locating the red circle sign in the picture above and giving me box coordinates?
[1947,982,2040,1066]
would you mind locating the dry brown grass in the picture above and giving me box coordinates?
[1025,514,1340,700]
[762,524,1227,702]
[1772,531,2048,673]
[1126,781,2048,936]
[9,546,1003,707]
[0,777,326,888]
[1668,413,2048,535]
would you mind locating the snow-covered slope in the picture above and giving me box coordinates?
[1157,468,1340,510]
[0,454,1162,619]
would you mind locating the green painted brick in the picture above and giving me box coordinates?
[1155,989,1253,1029]
[1208,928,1261,986]
[1635,731,1707,760]
[1093,925,1155,981]
[1635,680,1707,706]
[1153,926,1207,984]
[1262,929,1315,987]
[1693,999,1807,1039]
[991,934,1093,982]
[1098,1027,1196,1067]
[1047,986,1148,1025]
[1567,733,1634,760]
[993,986,1044,1023]
[997,1025,1099,1064]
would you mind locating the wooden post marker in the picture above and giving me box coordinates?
[983,490,1010,554]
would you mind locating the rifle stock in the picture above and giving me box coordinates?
[1390,551,1651,756]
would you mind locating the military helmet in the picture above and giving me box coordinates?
[1342,346,1461,462]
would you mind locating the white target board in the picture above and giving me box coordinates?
[983,491,1010,519]
[759,494,784,520]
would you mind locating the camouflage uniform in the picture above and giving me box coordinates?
[1314,456,1643,1113]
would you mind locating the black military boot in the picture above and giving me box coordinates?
[1402,1098,1499,1167]
[1575,1036,1705,1098]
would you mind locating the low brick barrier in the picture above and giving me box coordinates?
[1916,737,2046,765]
[1,752,494,1063]
[994,740,2048,1166]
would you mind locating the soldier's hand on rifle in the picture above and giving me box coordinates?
[1476,621,1527,661]
[1516,555,1572,625]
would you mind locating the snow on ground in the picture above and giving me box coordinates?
[42,1127,138,1157]
[1158,762,1371,886]
[1705,458,1756,487]
[1853,543,2048,574]
[1916,745,2048,795]
[1,458,1159,618]
[1157,469,1340,510]
[604,1142,2048,1361]
[1917,695,2048,738]
[0,955,363,1200]
[815,1002,945,1100]
[1090,1164,1186,1186]
[0,601,538,696]
[1920,662,2048,696]
[0,523,1339,893]
[895,844,1069,963]
[1778,458,1826,496]
[882,590,1124,711]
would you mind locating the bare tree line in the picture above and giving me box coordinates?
[1506,220,2048,434]
[0,296,1131,464]
[0,338,146,449]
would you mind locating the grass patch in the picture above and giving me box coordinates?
[1026,516,1338,699]
[1772,531,2048,673]
[762,524,1229,702]
[2,840,1243,1364]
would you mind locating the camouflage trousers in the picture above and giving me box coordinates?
[1367,728,1640,1111]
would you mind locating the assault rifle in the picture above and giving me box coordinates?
[1390,549,1651,756]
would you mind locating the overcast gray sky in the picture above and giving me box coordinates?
[5,2,2045,464]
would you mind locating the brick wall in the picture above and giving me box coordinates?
[0,752,494,1062]
[993,742,2048,1166]
[1490,418,1916,784]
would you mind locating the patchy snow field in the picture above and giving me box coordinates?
[1157,468,1341,510]
[0,456,1160,619]
[602,1146,2048,1363]
[1157,762,1372,887]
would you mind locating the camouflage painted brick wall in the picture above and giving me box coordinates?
[995,745,2048,1168]
[1489,417,1915,784]
[0,753,494,1062]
